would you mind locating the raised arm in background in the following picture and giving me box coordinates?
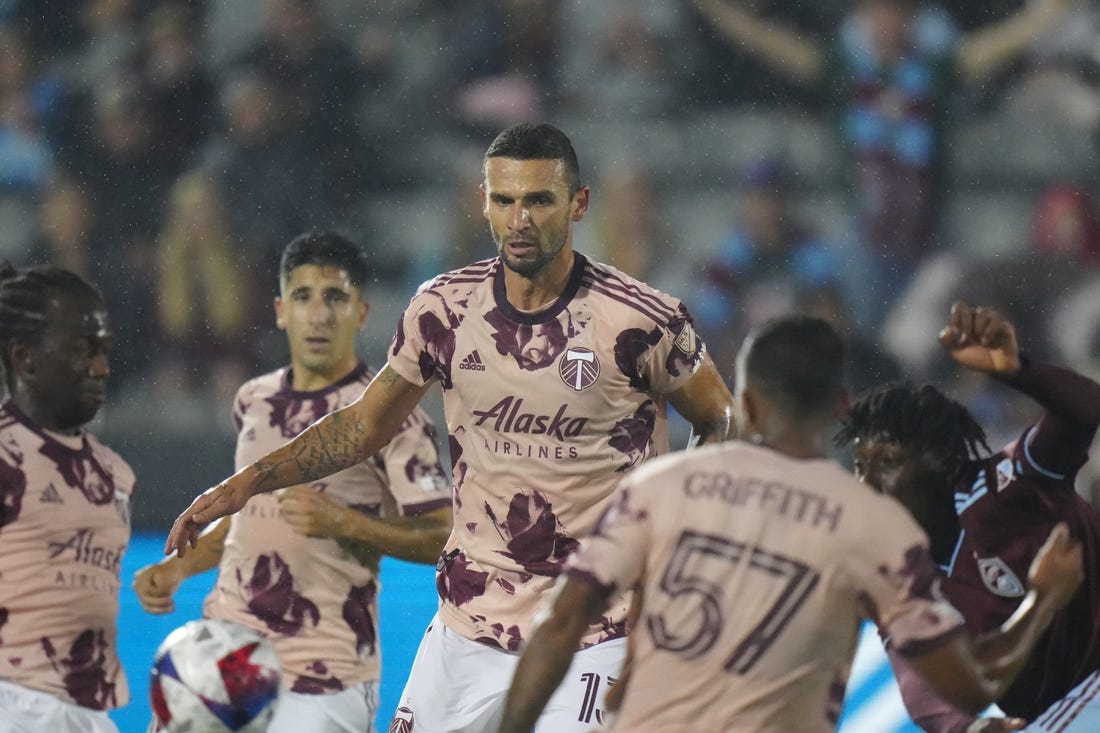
[690,0,824,84]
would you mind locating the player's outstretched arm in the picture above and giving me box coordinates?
[498,576,610,733]
[134,517,231,614]
[942,300,1100,468]
[905,524,1083,713]
[165,366,434,557]
[671,353,736,448]
[278,486,453,565]
[886,643,1026,733]
[690,0,824,84]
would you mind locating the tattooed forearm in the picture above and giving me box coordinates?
[252,406,373,493]
[248,364,425,496]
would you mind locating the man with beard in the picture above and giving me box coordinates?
[165,122,736,730]
[135,231,452,732]
[0,263,134,732]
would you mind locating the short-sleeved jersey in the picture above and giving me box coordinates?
[203,364,450,693]
[567,441,964,733]
[387,254,705,650]
[0,401,133,710]
[938,425,1100,719]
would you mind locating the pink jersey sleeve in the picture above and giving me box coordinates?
[582,262,705,397]
[872,546,967,658]
[376,410,451,517]
[387,268,478,389]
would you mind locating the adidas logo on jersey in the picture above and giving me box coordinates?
[459,350,486,372]
[40,483,63,504]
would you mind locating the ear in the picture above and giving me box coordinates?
[9,341,35,380]
[479,183,490,220]
[572,186,590,222]
[357,300,370,329]
[739,388,760,438]
[274,296,286,330]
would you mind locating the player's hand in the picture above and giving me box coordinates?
[133,562,184,615]
[278,485,346,539]
[1027,523,1084,610]
[165,480,251,557]
[966,717,1027,732]
[938,301,1021,377]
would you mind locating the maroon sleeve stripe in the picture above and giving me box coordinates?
[430,260,496,285]
[584,263,682,321]
[583,279,679,327]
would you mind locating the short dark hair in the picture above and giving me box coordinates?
[484,122,582,195]
[836,384,990,483]
[0,261,103,389]
[279,230,370,291]
[741,316,846,419]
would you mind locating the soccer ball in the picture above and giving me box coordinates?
[150,618,282,733]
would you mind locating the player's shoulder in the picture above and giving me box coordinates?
[579,255,690,327]
[83,430,137,487]
[235,367,288,402]
[414,257,498,297]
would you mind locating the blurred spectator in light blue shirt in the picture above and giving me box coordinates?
[694,156,848,378]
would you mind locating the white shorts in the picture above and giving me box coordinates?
[387,614,625,733]
[0,679,120,733]
[1028,667,1100,732]
[148,680,380,733]
[268,681,380,733]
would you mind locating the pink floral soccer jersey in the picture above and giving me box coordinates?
[202,364,449,692]
[387,254,705,650]
[567,441,965,733]
[0,401,134,710]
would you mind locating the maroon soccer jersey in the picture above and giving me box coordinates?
[388,254,705,650]
[936,426,1100,719]
[890,359,1100,725]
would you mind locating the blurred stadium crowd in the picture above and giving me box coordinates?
[2,0,1099,524]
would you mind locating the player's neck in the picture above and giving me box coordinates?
[11,392,82,435]
[757,427,829,460]
[289,356,359,392]
[503,250,575,312]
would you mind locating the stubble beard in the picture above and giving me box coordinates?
[497,229,568,279]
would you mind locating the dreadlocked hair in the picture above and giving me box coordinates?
[836,383,990,483]
[0,261,102,383]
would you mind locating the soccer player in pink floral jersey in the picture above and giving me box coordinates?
[135,232,452,732]
[0,263,133,733]
[839,301,1100,733]
[165,123,736,730]
[498,316,1084,733]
